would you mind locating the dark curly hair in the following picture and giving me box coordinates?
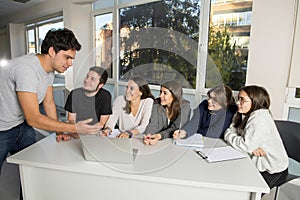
[41,28,81,54]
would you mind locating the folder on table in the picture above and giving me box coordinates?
[194,146,247,163]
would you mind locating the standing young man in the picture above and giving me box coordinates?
[0,28,101,172]
[56,66,112,142]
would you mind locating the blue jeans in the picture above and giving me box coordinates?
[0,121,36,174]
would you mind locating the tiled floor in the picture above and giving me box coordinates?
[0,131,46,200]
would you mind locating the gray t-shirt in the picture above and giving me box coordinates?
[0,54,54,131]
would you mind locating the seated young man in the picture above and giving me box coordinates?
[56,66,112,142]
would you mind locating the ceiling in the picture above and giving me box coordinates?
[0,0,45,19]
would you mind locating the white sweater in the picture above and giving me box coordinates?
[105,96,153,134]
[224,109,288,173]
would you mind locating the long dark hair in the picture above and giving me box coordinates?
[130,76,155,100]
[160,81,182,121]
[233,85,270,130]
[156,89,181,121]
[124,75,154,114]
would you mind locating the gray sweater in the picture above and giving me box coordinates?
[224,109,288,173]
[144,100,191,139]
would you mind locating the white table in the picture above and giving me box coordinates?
[7,134,269,200]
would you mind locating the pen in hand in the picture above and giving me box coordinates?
[173,130,180,140]
[144,134,150,140]
[143,134,151,145]
[101,127,111,137]
[150,135,156,140]
[177,130,181,140]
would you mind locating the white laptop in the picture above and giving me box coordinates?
[79,135,135,164]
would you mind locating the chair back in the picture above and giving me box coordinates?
[275,120,300,163]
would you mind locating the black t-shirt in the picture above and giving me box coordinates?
[64,87,112,125]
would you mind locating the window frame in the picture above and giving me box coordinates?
[283,88,300,120]
[92,0,208,98]
[25,12,63,54]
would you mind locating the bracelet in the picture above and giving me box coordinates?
[125,130,133,138]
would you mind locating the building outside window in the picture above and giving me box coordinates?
[95,13,113,78]
[208,0,252,90]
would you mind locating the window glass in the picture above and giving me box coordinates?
[119,0,200,88]
[95,13,113,78]
[93,0,252,91]
[37,21,63,53]
[27,29,35,54]
[26,15,63,54]
[207,0,252,90]
[26,15,63,75]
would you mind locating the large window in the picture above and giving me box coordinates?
[207,0,252,90]
[95,13,113,78]
[93,0,252,91]
[26,14,63,54]
[119,1,199,88]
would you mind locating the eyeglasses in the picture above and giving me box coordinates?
[236,97,251,104]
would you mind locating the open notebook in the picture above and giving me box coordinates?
[80,135,135,164]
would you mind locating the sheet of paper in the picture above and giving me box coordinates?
[194,146,247,163]
[108,129,121,138]
[174,134,204,148]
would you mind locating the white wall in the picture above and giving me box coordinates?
[247,0,296,119]
[9,23,26,58]
[63,3,93,91]
[0,26,10,60]
[289,0,300,88]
